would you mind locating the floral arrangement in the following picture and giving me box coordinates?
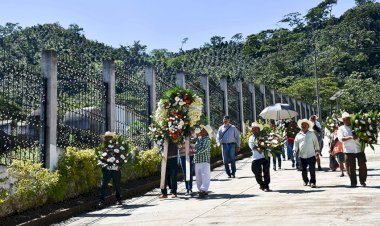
[255,123,285,159]
[351,111,379,152]
[323,112,341,133]
[95,136,128,170]
[286,120,300,138]
[149,87,204,145]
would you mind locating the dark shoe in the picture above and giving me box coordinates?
[231,174,235,178]
[340,173,345,177]
[264,188,271,192]
[361,182,366,187]
[159,194,168,199]
[259,186,265,191]
[273,167,276,171]
[228,175,232,178]
[278,167,281,170]
[116,200,123,205]
[310,183,316,188]
[292,163,295,168]
[350,184,357,188]
[198,191,206,198]
[318,166,322,171]
[303,182,309,186]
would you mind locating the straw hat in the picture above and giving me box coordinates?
[250,122,264,131]
[339,112,351,122]
[200,125,213,138]
[103,131,116,138]
[297,119,314,130]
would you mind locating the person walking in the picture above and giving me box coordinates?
[270,121,282,170]
[179,138,196,196]
[160,140,179,198]
[249,122,271,192]
[193,125,212,198]
[337,112,367,187]
[330,123,345,177]
[216,115,241,178]
[285,119,296,168]
[293,119,320,188]
[310,115,323,170]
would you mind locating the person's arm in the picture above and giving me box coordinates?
[293,135,299,153]
[248,136,255,150]
[337,127,352,142]
[216,127,221,146]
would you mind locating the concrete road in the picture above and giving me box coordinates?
[56,143,380,226]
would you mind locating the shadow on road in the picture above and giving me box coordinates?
[275,189,325,194]
[196,193,256,200]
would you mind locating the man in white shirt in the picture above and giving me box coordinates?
[249,122,270,192]
[337,112,367,187]
[293,119,320,188]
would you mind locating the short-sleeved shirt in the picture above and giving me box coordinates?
[337,125,360,154]
[248,134,265,160]
[194,136,211,163]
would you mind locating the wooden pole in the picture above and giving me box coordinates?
[160,139,169,189]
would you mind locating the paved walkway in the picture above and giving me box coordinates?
[56,142,380,226]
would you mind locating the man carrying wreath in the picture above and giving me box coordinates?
[249,122,271,192]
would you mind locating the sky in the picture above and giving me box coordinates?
[0,0,359,52]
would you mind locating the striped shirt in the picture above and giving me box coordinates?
[216,124,241,147]
[194,136,211,163]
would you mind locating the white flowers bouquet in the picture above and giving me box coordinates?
[95,136,128,170]
[351,111,379,152]
[149,87,204,144]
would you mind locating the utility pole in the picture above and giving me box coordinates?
[314,37,321,121]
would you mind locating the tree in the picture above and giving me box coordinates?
[180,37,188,52]
[210,36,225,46]
[355,0,375,6]
[231,33,243,43]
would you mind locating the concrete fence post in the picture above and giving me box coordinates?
[220,78,228,116]
[176,72,186,88]
[248,83,256,122]
[41,50,58,171]
[145,66,156,121]
[201,75,210,122]
[103,60,115,132]
[236,79,245,134]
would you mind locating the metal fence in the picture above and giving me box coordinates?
[255,85,264,120]
[242,83,253,123]
[209,77,225,129]
[227,79,240,130]
[185,73,207,115]
[115,62,150,150]
[56,54,106,149]
[0,50,45,166]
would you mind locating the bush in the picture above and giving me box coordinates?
[5,160,59,215]
[54,147,101,201]
[121,147,161,182]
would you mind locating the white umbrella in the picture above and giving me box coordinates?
[259,103,298,120]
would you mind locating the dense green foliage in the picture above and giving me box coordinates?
[1,1,379,119]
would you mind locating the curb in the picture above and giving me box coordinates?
[19,151,252,226]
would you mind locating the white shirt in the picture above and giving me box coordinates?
[337,125,360,154]
[293,130,320,159]
[248,134,264,160]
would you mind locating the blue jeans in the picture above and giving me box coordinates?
[287,142,294,164]
[272,152,282,169]
[180,155,194,192]
[222,143,236,176]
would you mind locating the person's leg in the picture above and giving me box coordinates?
[189,155,194,191]
[100,169,112,202]
[251,159,264,189]
[222,144,231,176]
[309,156,316,185]
[168,158,178,195]
[337,153,345,176]
[296,150,301,170]
[229,143,236,176]
[112,170,122,202]
[179,156,188,191]
[272,155,277,170]
[195,163,202,191]
[345,153,357,186]
[357,152,367,186]
[316,153,322,170]
[281,147,286,161]
[278,153,282,169]
[263,158,271,189]
[300,158,309,185]
[287,143,295,166]
[200,163,211,192]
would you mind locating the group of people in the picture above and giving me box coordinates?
[99,112,369,205]
[249,111,368,192]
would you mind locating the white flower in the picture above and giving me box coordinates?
[272,140,278,144]
[175,96,180,102]
[116,160,119,163]
[114,149,120,153]
[120,146,125,150]
[120,154,126,160]
[108,145,114,148]
[194,128,201,134]
[355,120,359,124]
[116,141,119,145]
[109,157,116,163]
[360,120,366,124]
[179,101,186,106]
[369,125,373,131]
[97,160,102,165]
[101,153,107,157]
[260,142,265,145]
[124,160,128,163]
[109,140,113,144]
[367,131,372,136]
[368,118,372,123]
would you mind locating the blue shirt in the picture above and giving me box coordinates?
[216,124,241,147]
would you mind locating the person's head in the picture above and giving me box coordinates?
[297,119,314,133]
[270,120,276,129]
[310,115,318,122]
[340,112,351,126]
[250,122,263,135]
[223,115,230,125]
[198,125,213,138]
[103,131,116,141]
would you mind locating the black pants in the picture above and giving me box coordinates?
[161,157,179,195]
[100,169,122,202]
[345,152,367,185]
[300,156,316,184]
[251,158,270,189]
